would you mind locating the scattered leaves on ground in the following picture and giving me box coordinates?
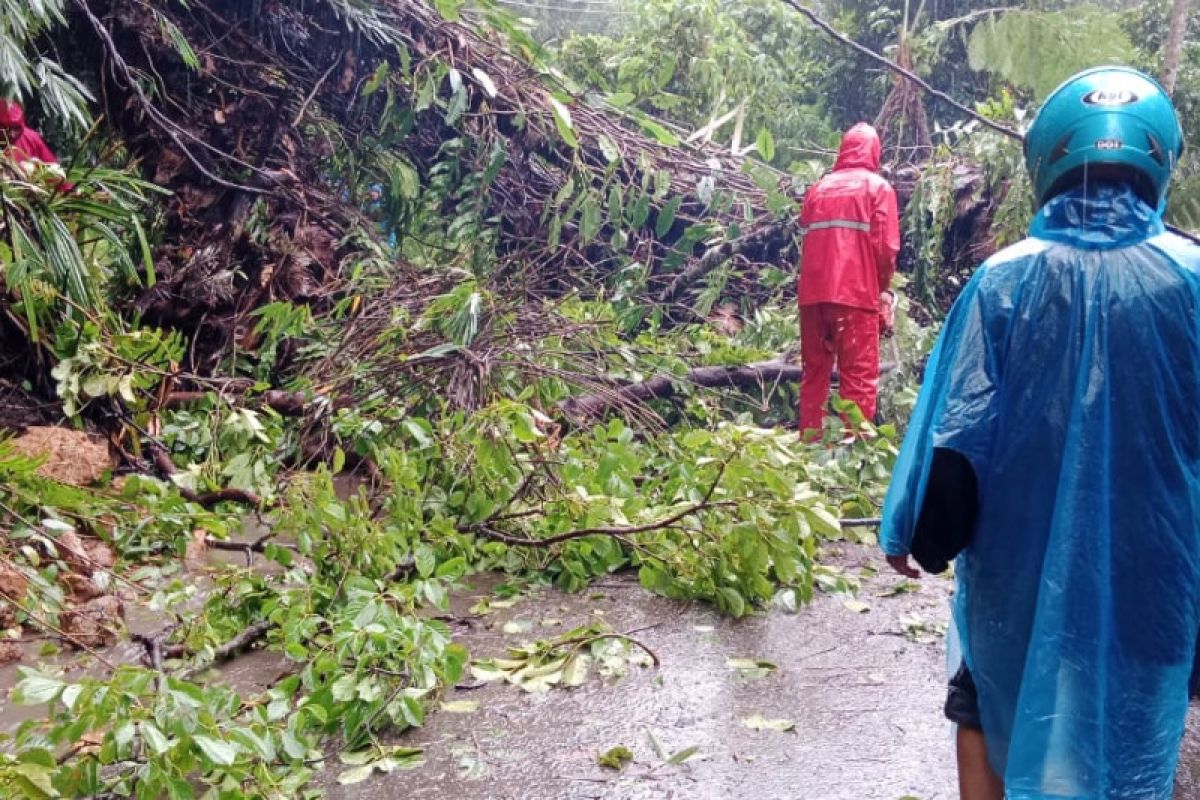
[726,657,778,679]
[597,745,634,770]
[741,714,796,733]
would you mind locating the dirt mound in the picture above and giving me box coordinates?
[9,427,113,486]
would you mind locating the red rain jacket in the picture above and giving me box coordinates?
[0,100,62,167]
[798,123,900,311]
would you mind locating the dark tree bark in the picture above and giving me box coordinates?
[1162,0,1193,96]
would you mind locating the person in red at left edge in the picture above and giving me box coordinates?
[797,122,899,439]
[0,98,72,190]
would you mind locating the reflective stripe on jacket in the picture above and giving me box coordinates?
[798,123,900,310]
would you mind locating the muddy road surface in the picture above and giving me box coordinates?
[5,542,1199,799]
[317,544,1200,800]
[323,545,957,800]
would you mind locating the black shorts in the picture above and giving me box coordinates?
[945,663,983,729]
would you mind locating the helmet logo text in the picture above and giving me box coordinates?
[1082,89,1139,106]
[1095,139,1123,151]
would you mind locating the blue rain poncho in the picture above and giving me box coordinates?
[882,182,1200,799]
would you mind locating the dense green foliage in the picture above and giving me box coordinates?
[558,0,837,172]
[3,0,1199,796]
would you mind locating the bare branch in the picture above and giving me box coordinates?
[467,461,728,547]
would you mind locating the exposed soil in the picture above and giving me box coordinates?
[9,426,113,486]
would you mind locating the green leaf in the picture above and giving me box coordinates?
[717,587,746,617]
[12,670,64,705]
[340,749,375,766]
[140,723,171,756]
[433,0,464,21]
[741,714,795,732]
[561,654,591,687]
[965,8,1137,99]
[548,97,579,149]
[630,194,651,227]
[802,505,844,539]
[655,196,682,238]
[470,661,509,682]
[362,62,390,97]
[637,116,679,146]
[440,700,479,714]
[10,763,57,799]
[579,196,602,245]
[157,13,200,72]
[281,729,307,761]
[193,735,238,766]
[331,675,358,702]
[653,55,677,89]
[607,92,636,107]
[726,657,778,679]
[666,744,701,765]
[434,556,466,579]
[60,684,82,710]
[444,88,468,126]
[597,745,633,770]
[597,134,621,164]
[337,764,376,785]
[16,748,56,769]
[231,728,276,761]
[755,129,776,162]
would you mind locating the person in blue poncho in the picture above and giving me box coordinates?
[881,66,1200,800]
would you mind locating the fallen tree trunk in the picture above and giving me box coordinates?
[559,358,900,423]
[559,359,803,422]
[655,220,798,310]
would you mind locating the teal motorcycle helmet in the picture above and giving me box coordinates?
[1024,66,1184,211]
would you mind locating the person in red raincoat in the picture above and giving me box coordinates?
[0,99,70,188]
[797,122,900,437]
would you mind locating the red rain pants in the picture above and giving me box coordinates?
[799,303,879,436]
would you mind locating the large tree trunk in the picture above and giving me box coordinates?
[1162,0,1193,96]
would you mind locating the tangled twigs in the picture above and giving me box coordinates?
[72,0,269,192]
[162,389,312,416]
[137,618,278,681]
[465,461,729,547]
[132,623,178,689]
[178,619,275,681]
[144,442,267,508]
[654,220,798,308]
[204,532,300,568]
[559,360,806,423]
[561,628,662,668]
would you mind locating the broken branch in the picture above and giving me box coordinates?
[179,619,274,680]
[466,461,728,547]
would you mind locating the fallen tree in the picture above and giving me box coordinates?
[559,357,900,424]
[62,0,801,372]
[560,359,804,423]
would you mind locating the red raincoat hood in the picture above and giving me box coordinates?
[0,100,26,131]
[833,122,881,172]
